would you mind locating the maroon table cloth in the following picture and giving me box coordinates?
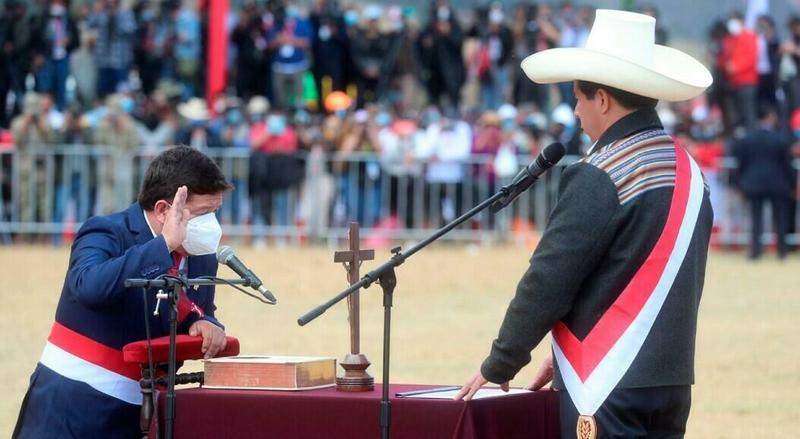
[151,384,560,439]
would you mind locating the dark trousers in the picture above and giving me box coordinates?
[732,85,757,130]
[747,194,790,258]
[0,65,10,128]
[36,57,70,110]
[757,73,778,111]
[425,74,461,112]
[560,386,691,439]
[356,76,380,108]
[389,175,416,228]
[97,67,129,98]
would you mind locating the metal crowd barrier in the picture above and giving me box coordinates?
[710,156,800,247]
[1,145,798,247]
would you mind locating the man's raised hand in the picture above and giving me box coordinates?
[162,186,190,252]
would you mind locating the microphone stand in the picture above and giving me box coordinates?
[124,277,249,439]
[298,185,515,439]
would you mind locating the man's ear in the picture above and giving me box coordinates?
[597,88,612,114]
[153,200,170,224]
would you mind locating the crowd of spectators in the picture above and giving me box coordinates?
[0,0,798,251]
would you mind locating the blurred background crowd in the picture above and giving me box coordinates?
[0,0,798,257]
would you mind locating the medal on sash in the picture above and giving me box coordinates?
[577,415,597,439]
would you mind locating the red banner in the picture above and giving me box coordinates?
[206,0,228,112]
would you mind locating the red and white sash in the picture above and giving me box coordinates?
[40,322,143,405]
[552,145,704,416]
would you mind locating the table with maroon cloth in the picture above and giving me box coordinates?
[151,384,560,438]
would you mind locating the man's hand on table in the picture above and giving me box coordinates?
[453,372,509,401]
[526,354,554,391]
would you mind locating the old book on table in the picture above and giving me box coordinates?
[203,355,337,390]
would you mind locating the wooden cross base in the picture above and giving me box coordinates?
[336,353,374,392]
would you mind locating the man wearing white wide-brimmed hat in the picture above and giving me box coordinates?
[456,10,714,439]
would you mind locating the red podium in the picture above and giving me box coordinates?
[123,335,240,438]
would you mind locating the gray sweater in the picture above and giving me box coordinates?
[481,109,713,389]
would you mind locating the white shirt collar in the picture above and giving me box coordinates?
[142,209,158,238]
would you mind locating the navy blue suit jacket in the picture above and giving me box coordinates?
[15,203,223,439]
[55,202,223,346]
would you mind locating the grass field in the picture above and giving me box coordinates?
[1,244,798,438]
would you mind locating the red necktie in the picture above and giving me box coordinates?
[167,253,205,324]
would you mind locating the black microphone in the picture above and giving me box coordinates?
[490,142,566,213]
[216,246,277,303]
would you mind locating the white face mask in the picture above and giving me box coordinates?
[727,19,743,35]
[318,25,331,41]
[489,8,504,25]
[181,212,222,255]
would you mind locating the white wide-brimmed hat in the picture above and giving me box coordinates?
[246,96,270,115]
[177,98,209,121]
[521,9,712,102]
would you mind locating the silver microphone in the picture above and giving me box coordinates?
[216,246,277,303]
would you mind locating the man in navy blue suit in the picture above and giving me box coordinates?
[14,146,233,438]
[733,106,795,259]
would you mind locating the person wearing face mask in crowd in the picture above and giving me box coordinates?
[781,16,800,112]
[419,1,465,112]
[321,90,352,152]
[549,102,586,155]
[331,108,382,226]
[377,111,422,228]
[175,97,223,149]
[14,146,232,438]
[249,111,302,234]
[419,108,472,225]
[384,6,425,113]
[755,15,780,114]
[94,93,141,214]
[267,1,312,110]
[135,92,179,149]
[498,103,532,155]
[231,3,272,102]
[10,93,60,230]
[721,12,759,131]
[208,97,251,226]
[1,0,36,126]
[509,3,558,110]
[33,0,79,111]
[310,0,350,111]
[87,0,136,98]
[341,6,361,39]
[217,100,251,150]
[350,4,393,107]
[469,3,513,111]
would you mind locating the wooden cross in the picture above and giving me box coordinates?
[334,223,375,355]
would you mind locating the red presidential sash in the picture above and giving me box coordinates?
[40,322,142,404]
[552,144,704,416]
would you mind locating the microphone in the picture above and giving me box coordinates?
[216,246,277,303]
[490,142,566,213]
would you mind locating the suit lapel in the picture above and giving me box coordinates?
[124,203,157,247]
[187,254,215,280]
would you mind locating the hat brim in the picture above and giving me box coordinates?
[521,45,712,102]
[178,105,209,121]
